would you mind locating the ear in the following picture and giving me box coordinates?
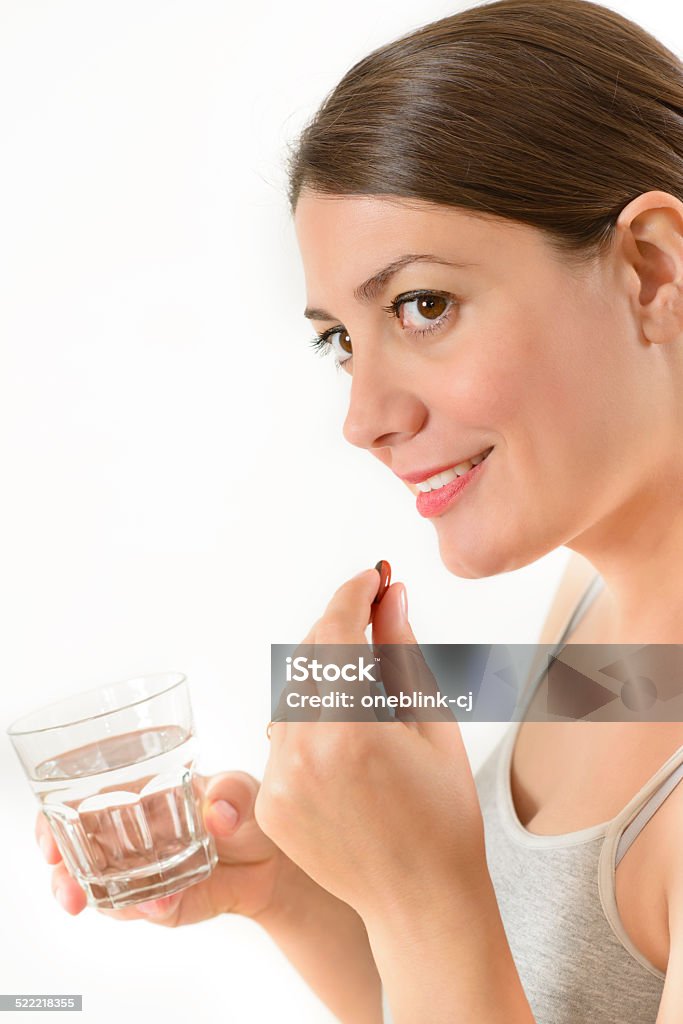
[615,190,683,346]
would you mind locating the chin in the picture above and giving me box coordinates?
[437,536,499,579]
[436,531,539,579]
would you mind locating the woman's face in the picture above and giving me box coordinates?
[294,190,672,579]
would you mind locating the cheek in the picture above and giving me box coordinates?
[430,324,537,434]
[447,304,604,464]
[431,319,620,543]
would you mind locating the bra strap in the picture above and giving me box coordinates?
[556,572,604,649]
[615,758,683,867]
[515,573,604,721]
[599,742,683,979]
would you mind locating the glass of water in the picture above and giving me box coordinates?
[6,673,218,910]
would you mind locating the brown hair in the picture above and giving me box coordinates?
[285,0,683,266]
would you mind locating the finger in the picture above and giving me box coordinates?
[371,582,418,645]
[372,583,425,715]
[311,636,380,722]
[50,863,87,916]
[279,569,381,726]
[48,843,182,922]
[372,584,454,725]
[312,567,386,722]
[316,567,381,640]
[133,892,184,921]
[202,771,276,862]
[50,864,184,922]
[388,651,456,728]
[35,813,62,865]
[92,890,184,923]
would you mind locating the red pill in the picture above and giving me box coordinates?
[372,559,391,605]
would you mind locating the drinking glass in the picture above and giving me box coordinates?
[7,672,218,909]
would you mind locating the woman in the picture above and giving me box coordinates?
[35,0,683,1021]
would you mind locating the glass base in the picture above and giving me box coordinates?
[83,835,218,910]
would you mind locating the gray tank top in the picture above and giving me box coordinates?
[380,575,683,1024]
[474,573,683,1023]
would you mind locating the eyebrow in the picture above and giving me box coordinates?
[303,253,477,321]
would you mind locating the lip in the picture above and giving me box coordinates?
[398,447,494,485]
[416,450,491,519]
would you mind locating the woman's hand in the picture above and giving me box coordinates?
[255,568,488,928]
[35,771,302,927]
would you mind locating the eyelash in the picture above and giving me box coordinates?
[308,290,458,372]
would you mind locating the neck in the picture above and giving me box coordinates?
[567,471,683,644]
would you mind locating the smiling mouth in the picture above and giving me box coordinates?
[414,448,492,519]
[408,447,494,495]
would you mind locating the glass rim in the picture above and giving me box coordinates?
[6,672,187,738]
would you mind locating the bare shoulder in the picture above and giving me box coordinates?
[645,774,683,1018]
[536,551,598,645]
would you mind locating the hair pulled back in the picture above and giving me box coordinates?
[286,0,683,265]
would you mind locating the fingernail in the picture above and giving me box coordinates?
[56,887,70,912]
[399,584,408,619]
[209,800,239,835]
[39,836,52,862]
[137,894,181,917]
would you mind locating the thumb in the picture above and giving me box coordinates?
[200,771,274,861]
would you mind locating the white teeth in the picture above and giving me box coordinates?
[416,448,491,492]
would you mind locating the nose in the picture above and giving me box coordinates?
[342,355,427,451]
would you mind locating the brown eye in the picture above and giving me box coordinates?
[393,292,456,336]
[329,329,352,365]
[415,295,448,320]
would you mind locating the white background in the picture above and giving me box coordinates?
[0,1,679,1021]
